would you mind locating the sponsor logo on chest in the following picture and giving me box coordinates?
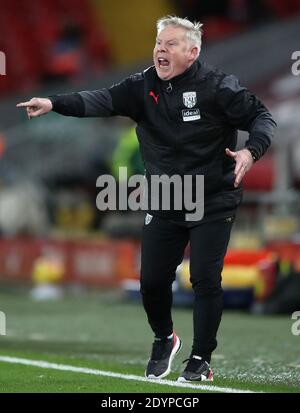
[182,108,201,122]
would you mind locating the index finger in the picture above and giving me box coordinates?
[235,167,246,187]
[234,160,243,176]
[16,101,32,108]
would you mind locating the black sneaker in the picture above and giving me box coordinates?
[145,332,182,379]
[177,355,213,382]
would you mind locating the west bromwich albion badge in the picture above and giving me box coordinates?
[183,92,197,108]
[182,92,200,121]
[145,213,153,225]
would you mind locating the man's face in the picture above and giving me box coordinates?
[153,26,198,81]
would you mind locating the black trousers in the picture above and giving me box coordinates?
[140,214,235,363]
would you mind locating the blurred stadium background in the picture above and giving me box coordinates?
[0,0,300,393]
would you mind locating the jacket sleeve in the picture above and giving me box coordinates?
[215,74,277,161]
[49,73,144,122]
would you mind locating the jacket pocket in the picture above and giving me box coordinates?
[221,188,243,210]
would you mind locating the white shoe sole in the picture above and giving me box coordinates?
[145,336,182,380]
[177,373,214,382]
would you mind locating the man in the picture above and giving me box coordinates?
[17,16,277,382]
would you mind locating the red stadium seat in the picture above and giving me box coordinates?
[243,154,275,191]
[0,0,112,96]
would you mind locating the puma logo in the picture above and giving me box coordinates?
[149,91,159,104]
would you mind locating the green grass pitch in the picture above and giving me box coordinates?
[0,290,299,393]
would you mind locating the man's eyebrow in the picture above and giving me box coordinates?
[156,37,179,42]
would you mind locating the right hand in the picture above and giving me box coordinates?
[16,97,53,119]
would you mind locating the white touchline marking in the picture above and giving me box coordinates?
[0,355,257,393]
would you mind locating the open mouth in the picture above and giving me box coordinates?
[158,58,170,68]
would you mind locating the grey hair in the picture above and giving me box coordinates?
[156,16,203,55]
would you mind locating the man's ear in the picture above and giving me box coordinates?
[189,46,199,61]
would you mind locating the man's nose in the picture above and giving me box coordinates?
[157,43,167,52]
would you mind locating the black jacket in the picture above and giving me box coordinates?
[49,60,277,224]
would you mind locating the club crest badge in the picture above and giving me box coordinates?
[145,213,153,225]
[183,92,197,108]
